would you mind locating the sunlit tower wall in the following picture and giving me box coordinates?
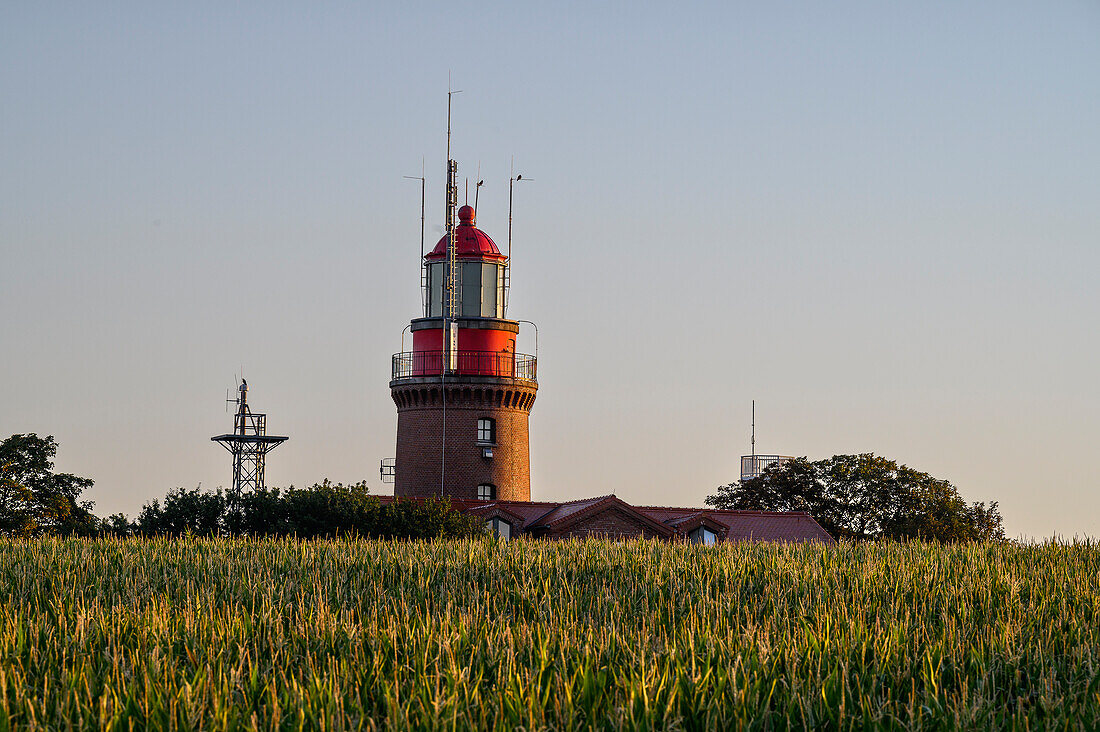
[389,205,537,501]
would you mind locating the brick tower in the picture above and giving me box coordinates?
[389,198,537,501]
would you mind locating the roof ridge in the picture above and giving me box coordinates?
[636,504,810,517]
[377,495,811,518]
[543,495,617,526]
[555,493,615,506]
[464,498,569,507]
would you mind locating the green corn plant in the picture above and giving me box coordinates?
[0,537,1098,730]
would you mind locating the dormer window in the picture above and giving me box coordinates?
[689,526,718,546]
[477,418,495,444]
[486,517,511,540]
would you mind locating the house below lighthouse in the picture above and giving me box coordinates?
[389,204,536,501]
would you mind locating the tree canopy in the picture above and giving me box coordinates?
[1,433,485,540]
[133,480,486,539]
[0,433,98,536]
[706,453,1004,542]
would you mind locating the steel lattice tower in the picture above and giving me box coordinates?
[211,380,288,497]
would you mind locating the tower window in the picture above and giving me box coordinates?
[477,418,495,444]
[477,484,496,501]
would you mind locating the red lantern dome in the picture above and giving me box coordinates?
[425,207,506,261]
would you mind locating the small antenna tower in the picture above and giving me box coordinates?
[211,379,288,501]
[751,399,756,458]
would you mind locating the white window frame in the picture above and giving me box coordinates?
[488,517,511,540]
[690,526,718,545]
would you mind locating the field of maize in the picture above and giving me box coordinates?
[2,537,1099,730]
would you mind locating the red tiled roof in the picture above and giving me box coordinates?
[527,495,615,528]
[444,498,566,530]
[375,494,834,543]
[713,513,833,543]
[528,495,677,538]
[664,512,730,537]
[637,505,834,543]
[664,512,708,527]
[464,502,528,524]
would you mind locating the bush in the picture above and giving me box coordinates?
[131,480,485,540]
[136,487,226,536]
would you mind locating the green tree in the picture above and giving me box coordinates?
[136,486,226,536]
[134,479,486,539]
[380,497,486,540]
[0,433,97,536]
[280,480,380,538]
[99,513,134,537]
[706,453,1005,542]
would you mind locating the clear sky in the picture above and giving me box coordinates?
[2,1,1097,539]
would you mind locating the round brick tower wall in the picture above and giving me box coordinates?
[391,379,537,501]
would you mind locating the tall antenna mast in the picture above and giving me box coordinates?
[441,84,461,498]
[751,399,756,458]
[404,160,426,315]
[507,159,529,313]
[473,162,483,215]
[445,87,461,329]
[508,157,515,261]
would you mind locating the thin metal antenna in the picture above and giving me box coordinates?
[507,160,530,313]
[446,75,460,164]
[508,157,514,261]
[465,177,469,205]
[751,399,756,458]
[508,166,532,260]
[404,166,426,314]
[474,162,483,216]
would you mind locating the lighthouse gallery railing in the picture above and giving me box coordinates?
[391,350,537,382]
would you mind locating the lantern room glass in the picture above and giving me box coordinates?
[426,261,505,318]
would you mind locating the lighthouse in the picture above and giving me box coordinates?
[389,195,538,501]
[376,106,833,544]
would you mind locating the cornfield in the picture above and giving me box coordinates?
[1,538,1098,730]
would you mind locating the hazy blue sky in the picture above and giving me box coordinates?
[2,1,1097,539]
